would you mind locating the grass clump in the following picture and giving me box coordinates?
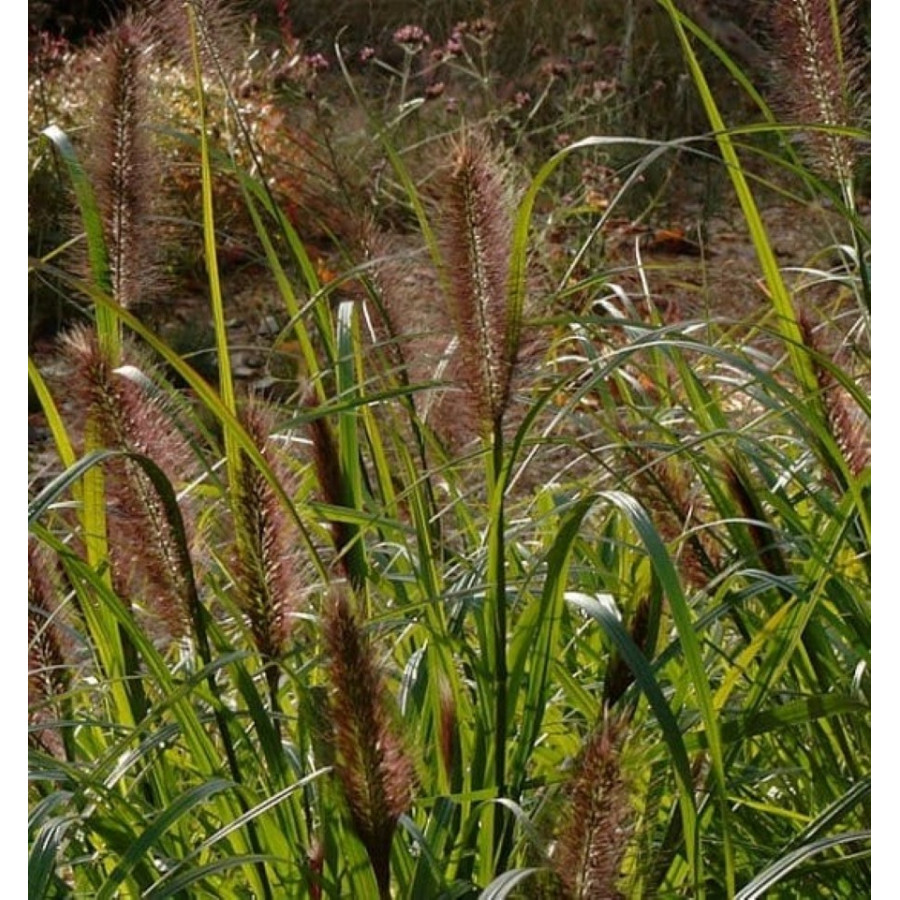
[29,0,869,897]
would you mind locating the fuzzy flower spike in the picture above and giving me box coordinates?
[440,134,520,434]
[772,0,867,187]
[87,12,160,314]
[323,590,415,899]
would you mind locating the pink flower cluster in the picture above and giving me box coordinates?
[393,25,431,51]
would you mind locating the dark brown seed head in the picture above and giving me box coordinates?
[323,590,415,897]
[553,716,633,899]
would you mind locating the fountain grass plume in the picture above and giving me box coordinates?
[231,400,306,698]
[28,538,72,757]
[440,133,518,434]
[150,0,243,79]
[799,311,870,480]
[323,589,416,899]
[302,386,364,590]
[87,12,160,315]
[553,715,633,900]
[64,327,198,638]
[771,0,867,188]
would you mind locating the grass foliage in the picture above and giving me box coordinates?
[29,1,870,896]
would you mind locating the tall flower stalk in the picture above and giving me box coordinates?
[46,12,159,593]
[440,134,520,859]
[799,312,870,484]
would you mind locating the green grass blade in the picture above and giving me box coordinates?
[507,497,594,796]
[29,815,73,900]
[685,695,867,752]
[140,855,273,899]
[334,297,368,592]
[96,779,235,900]
[597,489,731,890]
[234,171,328,383]
[734,831,870,900]
[28,449,119,527]
[40,125,117,358]
[782,777,870,853]
[28,357,76,472]
[478,867,540,899]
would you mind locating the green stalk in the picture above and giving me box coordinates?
[184,8,240,485]
[486,422,509,869]
[334,299,369,597]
